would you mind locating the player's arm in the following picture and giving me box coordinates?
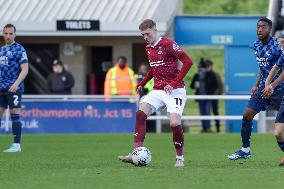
[136,68,153,91]
[265,64,280,87]
[249,72,261,95]
[261,64,281,98]
[169,52,192,88]
[9,63,29,93]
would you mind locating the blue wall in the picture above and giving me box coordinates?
[175,16,260,132]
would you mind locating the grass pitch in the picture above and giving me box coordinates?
[0,133,283,189]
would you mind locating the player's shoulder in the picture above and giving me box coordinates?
[269,37,280,46]
[14,42,26,50]
[160,37,176,45]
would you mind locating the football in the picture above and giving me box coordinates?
[131,147,152,166]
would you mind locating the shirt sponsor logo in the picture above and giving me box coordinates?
[0,56,9,65]
[256,57,269,67]
[149,60,165,67]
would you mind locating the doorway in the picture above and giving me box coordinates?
[89,46,112,94]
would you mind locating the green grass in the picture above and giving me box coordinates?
[184,0,268,15]
[0,134,283,189]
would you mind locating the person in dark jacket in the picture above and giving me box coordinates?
[190,58,211,132]
[47,59,75,94]
[204,59,224,133]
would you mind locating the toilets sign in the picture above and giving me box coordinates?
[57,20,100,31]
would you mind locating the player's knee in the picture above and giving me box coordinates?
[136,110,147,121]
[170,120,181,128]
[10,108,21,115]
[274,129,284,141]
[242,112,253,121]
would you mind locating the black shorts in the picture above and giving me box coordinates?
[0,91,22,109]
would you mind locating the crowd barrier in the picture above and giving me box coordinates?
[0,95,274,134]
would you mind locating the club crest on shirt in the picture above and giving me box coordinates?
[265,50,271,56]
[157,47,163,55]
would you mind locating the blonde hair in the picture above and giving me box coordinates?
[139,19,156,30]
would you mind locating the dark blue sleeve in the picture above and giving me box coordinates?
[276,54,284,67]
[19,47,28,64]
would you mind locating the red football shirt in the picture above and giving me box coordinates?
[145,37,185,89]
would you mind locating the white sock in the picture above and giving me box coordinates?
[13,143,21,148]
[241,147,250,153]
[176,155,184,161]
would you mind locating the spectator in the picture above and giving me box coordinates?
[47,59,75,94]
[190,58,211,132]
[104,56,137,96]
[204,59,224,133]
[137,63,154,98]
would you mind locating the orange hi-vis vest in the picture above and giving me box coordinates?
[104,64,137,96]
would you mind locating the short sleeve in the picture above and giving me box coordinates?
[19,47,28,64]
[164,39,184,59]
[272,41,282,57]
[276,54,284,67]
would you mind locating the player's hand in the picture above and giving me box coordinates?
[249,86,258,95]
[8,83,18,93]
[164,84,173,95]
[261,84,274,99]
[136,85,143,93]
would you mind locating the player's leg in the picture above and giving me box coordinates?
[274,123,284,166]
[228,88,269,160]
[227,107,257,160]
[241,107,257,149]
[3,92,22,152]
[118,102,152,163]
[118,90,164,163]
[169,113,184,167]
[134,102,152,148]
[274,102,284,166]
[165,88,186,167]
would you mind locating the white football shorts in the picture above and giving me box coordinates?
[140,88,187,116]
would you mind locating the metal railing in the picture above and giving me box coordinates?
[2,95,275,133]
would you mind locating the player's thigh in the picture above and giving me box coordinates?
[140,90,165,114]
[269,89,284,110]
[169,113,182,127]
[7,92,22,110]
[246,90,267,116]
[165,88,186,116]
[138,102,152,116]
[275,102,284,123]
[274,123,284,141]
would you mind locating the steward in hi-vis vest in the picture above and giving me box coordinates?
[104,56,137,96]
